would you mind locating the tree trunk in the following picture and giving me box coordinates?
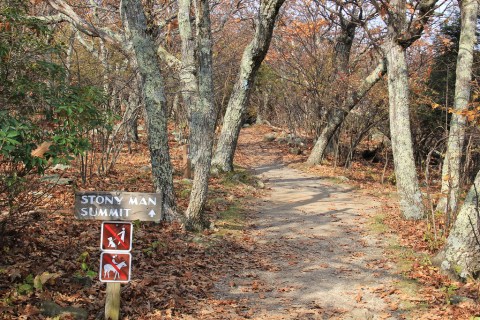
[307,110,347,165]
[183,0,217,231]
[178,0,200,165]
[121,0,177,221]
[125,74,141,145]
[334,12,356,75]
[256,89,270,125]
[437,0,478,215]
[306,59,386,165]
[306,9,386,166]
[99,39,111,108]
[436,168,480,279]
[306,14,355,166]
[383,2,425,219]
[211,0,285,172]
[65,30,76,83]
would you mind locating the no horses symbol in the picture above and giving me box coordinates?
[99,252,131,283]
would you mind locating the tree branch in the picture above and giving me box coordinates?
[75,32,101,60]
[45,0,181,69]
[47,0,124,44]
[397,0,439,47]
[27,13,65,24]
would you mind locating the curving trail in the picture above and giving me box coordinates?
[214,126,401,319]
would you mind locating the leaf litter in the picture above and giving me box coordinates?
[0,124,479,319]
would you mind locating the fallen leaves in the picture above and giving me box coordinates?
[355,290,363,303]
[0,125,266,319]
[3,124,480,320]
[388,302,399,311]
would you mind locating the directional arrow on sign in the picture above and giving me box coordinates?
[148,210,156,218]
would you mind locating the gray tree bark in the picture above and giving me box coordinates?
[125,73,141,145]
[436,168,480,279]
[184,0,217,231]
[437,0,478,215]
[178,0,200,165]
[385,43,424,219]
[211,0,285,172]
[382,0,426,219]
[334,11,357,75]
[65,30,76,83]
[121,0,177,221]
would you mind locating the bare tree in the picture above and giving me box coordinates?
[183,0,217,230]
[437,0,478,215]
[375,0,437,219]
[306,58,386,165]
[121,0,178,221]
[211,0,285,172]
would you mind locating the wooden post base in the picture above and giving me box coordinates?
[105,283,121,320]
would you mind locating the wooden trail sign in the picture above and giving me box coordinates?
[74,191,162,222]
[73,190,161,320]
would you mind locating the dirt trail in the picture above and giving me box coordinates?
[215,127,401,319]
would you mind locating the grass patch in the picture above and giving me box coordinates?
[215,204,245,237]
[179,188,191,199]
[207,166,258,238]
[369,213,388,234]
[395,278,429,316]
[208,196,229,206]
[396,278,419,295]
[220,167,256,187]
[384,233,434,316]
[177,179,193,199]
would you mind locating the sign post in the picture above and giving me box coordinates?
[74,191,162,320]
[105,283,121,320]
[100,251,132,320]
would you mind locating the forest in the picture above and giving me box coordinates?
[1,0,480,318]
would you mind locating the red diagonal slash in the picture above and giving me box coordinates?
[103,254,127,280]
[105,224,127,249]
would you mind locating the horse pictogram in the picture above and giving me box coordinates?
[99,252,131,283]
[103,261,128,280]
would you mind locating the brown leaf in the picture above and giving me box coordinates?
[356,291,363,303]
[389,302,399,311]
[31,141,52,157]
